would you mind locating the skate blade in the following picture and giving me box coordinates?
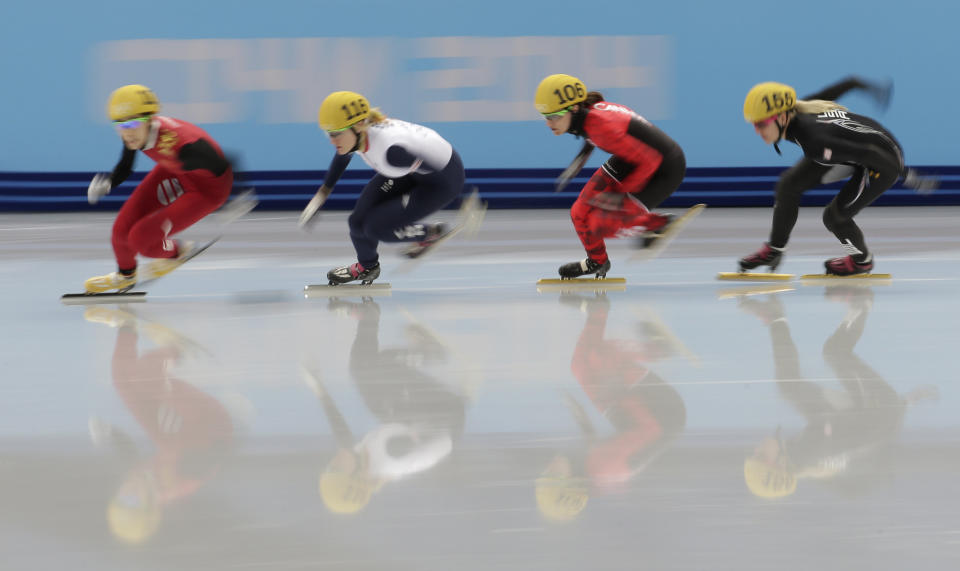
[537,277,626,293]
[630,203,706,262]
[61,292,147,305]
[137,237,221,286]
[716,284,796,299]
[716,272,794,282]
[537,277,626,285]
[304,283,392,298]
[800,273,892,283]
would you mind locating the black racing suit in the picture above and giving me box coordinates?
[768,78,903,261]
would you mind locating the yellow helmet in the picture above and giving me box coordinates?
[743,458,797,499]
[318,470,378,514]
[107,84,160,122]
[535,476,589,522]
[534,74,587,115]
[106,473,161,544]
[318,91,371,132]
[743,82,797,123]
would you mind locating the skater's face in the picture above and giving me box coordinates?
[115,118,152,150]
[328,127,359,155]
[543,108,573,135]
[754,113,784,144]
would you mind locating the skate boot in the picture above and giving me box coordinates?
[84,270,137,293]
[402,223,448,259]
[739,243,784,272]
[558,258,611,279]
[143,240,196,280]
[637,213,675,248]
[824,255,873,276]
[327,262,381,285]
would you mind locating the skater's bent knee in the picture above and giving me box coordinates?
[822,205,848,232]
[347,211,365,232]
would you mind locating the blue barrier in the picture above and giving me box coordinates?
[2,167,959,211]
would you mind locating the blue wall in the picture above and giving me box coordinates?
[0,0,953,208]
[1,0,952,172]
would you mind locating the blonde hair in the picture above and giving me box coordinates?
[794,99,848,115]
[367,108,388,124]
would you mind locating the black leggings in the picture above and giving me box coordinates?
[348,150,464,267]
[769,157,898,258]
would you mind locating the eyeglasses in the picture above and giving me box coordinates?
[542,109,570,123]
[753,115,779,129]
[113,117,150,130]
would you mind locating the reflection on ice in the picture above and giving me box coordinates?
[739,286,939,499]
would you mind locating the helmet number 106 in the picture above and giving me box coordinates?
[554,83,586,106]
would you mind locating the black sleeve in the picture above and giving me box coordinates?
[625,116,681,156]
[178,139,231,177]
[109,147,137,189]
[322,153,354,188]
[802,77,871,101]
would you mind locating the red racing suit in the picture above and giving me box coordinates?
[109,116,233,270]
[569,102,684,264]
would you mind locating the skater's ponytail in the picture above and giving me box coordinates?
[794,99,847,115]
[367,108,388,125]
[583,91,605,108]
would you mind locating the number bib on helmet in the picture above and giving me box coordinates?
[359,120,453,179]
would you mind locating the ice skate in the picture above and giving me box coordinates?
[823,255,873,276]
[327,262,381,286]
[629,203,705,262]
[142,240,196,280]
[559,258,611,279]
[401,189,486,260]
[636,213,675,248]
[402,222,448,259]
[739,242,784,273]
[718,242,794,282]
[800,255,891,281]
[84,270,137,294]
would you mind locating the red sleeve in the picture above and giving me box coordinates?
[584,109,663,193]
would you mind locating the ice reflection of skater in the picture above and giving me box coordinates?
[739,288,937,499]
[84,307,234,544]
[306,299,469,515]
[536,293,687,522]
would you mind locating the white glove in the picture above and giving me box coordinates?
[903,169,939,196]
[87,173,111,205]
[299,185,332,228]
